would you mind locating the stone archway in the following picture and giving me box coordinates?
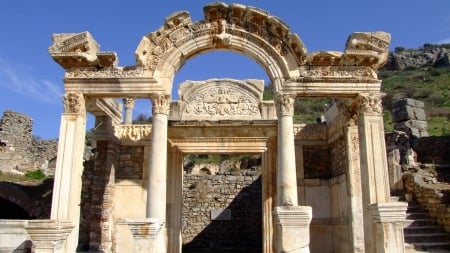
[135,2,307,93]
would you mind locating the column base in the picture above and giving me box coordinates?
[25,220,74,253]
[126,218,166,253]
[369,202,408,253]
[274,206,312,253]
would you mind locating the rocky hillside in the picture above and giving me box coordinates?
[379,43,450,136]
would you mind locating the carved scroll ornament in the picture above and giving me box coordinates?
[122,98,136,109]
[63,93,85,115]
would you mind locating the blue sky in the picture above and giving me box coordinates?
[1,0,450,139]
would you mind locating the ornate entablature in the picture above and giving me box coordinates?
[169,78,267,121]
[48,3,391,99]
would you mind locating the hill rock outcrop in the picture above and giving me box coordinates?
[383,44,450,71]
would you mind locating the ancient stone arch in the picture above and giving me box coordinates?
[34,2,409,253]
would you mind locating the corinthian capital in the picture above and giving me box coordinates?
[150,93,171,115]
[356,94,384,115]
[123,97,136,109]
[63,92,85,115]
[275,93,295,117]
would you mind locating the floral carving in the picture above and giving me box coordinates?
[63,93,85,115]
[275,93,295,116]
[151,94,171,115]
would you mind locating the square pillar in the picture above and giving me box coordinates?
[25,220,74,253]
[274,206,312,253]
[356,94,407,253]
[50,93,86,253]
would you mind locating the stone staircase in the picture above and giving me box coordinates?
[404,201,450,252]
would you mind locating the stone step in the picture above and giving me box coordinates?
[404,233,450,243]
[407,212,430,219]
[405,226,447,235]
[405,242,450,251]
[405,218,439,227]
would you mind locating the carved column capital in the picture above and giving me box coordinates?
[150,93,171,115]
[275,93,295,117]
[123,97,136,109]
[356,93,384,116]
[63,92,85,115]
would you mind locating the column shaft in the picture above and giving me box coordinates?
[276,93,298,206]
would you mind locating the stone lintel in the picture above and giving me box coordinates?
[86,98,122,123]
[369,202,408,223]
[64,78,164,97]
[283,81,381,98]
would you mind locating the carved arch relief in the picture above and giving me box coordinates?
[134,2,308,89]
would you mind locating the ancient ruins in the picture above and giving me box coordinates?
[15,2,411,253]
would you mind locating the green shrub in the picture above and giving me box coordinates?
[25,169,46,180]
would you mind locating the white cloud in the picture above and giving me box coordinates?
[0,58,62,104]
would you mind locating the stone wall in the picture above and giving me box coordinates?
[117,146,144,179]
[415,136,450,164]
[182,174,262,251]
[0,110,57,175]
[404,173,450,232]
[303,145,330,178]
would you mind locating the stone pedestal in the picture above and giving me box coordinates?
[274,206,312,253]
[126,218,165,253]
[369,202,408,253]
[25,220,74,253]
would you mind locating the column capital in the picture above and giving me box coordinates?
[275,93,295,117]
[123,97,136,109]
[63,92,85,115]
[355,93,384,116]
[150,93,171,115]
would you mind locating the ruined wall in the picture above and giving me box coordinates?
[182,174,262,251]
[303,145,330,178]
[0,110,57,174]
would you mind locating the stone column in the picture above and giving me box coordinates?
[26,220,74,253]
[145,93,171,252]
[50,92,86,253]
[274,93,312,253]
[275,93,298,206]
[356,94,407,253]
[123,97,135,124]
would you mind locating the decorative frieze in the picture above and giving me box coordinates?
[291,66,378,82]
[63,92,85,115]
[115,125,152,141]
[293,124,327,141]
[65,66,146,79]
